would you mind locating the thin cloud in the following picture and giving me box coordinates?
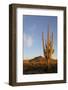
[24,33,33,48]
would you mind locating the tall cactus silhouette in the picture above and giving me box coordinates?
[42,23,54,68]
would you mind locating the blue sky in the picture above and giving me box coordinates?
[23,15,57,59]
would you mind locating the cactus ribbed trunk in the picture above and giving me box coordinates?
[42,23,54,70]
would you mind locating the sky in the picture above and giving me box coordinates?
[23,15,57,59]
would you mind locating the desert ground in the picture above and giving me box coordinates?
[23,56,57,75]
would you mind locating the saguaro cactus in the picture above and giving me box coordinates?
[42,24,54,67]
